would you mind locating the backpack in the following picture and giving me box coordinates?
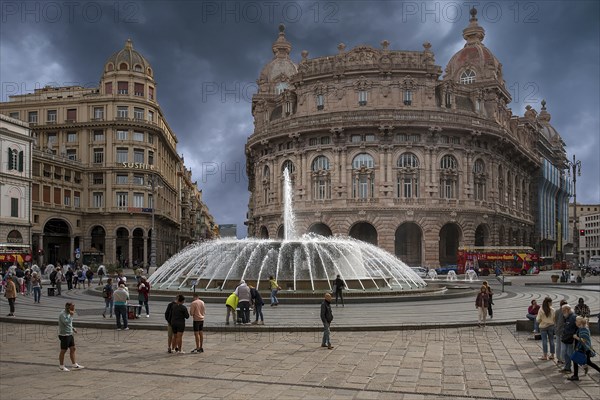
[49,270,57,284]
[102,285,110,298]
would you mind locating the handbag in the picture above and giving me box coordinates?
[570,350,587,365]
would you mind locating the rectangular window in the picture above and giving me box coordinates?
[403,90,413,105]
[93,130,104,142]
[365,134,376,142]
[93,106,104,120]
[9,112,19,119]
[66,149,77,160]
[64,170,71,182]
[28,111,38,123]
[133,193,144,208]
[148,194,154,209]
[148,133,154,144]
[116,148,128,163]
[105,82,113,95]
[93,173,104,184]
[92,192,104,208]
[148,110,154,122]
[134,108,144,120]
[351,135,362,143]
[134,149,144,163]
[403,178,412,198]
[117,106,128,119]
[358,90,367,106]
[133,131,144,141]
[148,151,154,165]
[66,109,76,122]
[116,174,128,184]
[116,192,128,208]
[47,109,57,123]
[134,83,144,97]
[32,183,40,202]
[133,175,144,185]
[47,133,57,146]
[117,81,128,94]
[116,130,128,140]
[321,137,330,145]
[74,192,80,208]
[316,94,324,110]
[67,132,77,142]
[93,148,104,164]
[149,87,154,100]
[43,185,51,203]
[10,198,18,217]
[54,188,61,204]
[309,138,318,146]
[64,190,71,206]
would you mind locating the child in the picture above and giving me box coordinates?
[225,292,239,325]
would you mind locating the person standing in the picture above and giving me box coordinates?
[560,304,577,374]
[4,274,16,316]
[113,283,129,330]
[137,277,150,317]
[31,272,42,304]
[333,275,346,307]
[475,285,489,327]
[189,294,205,353]
[568,316,600,381]
[97,265,105,285]
[482,280,493,318]
[269,275,281,306]
[574,298,590,318]
[235,280,252,324]
[250,285,264,325]
[536,297,556,360]
[164,297,178,353]
[102,278,114,318]
[65,267,74,291]
[170,294,189,354]
[320,293,334,349]
[58,302,84,371]
[526,299,540,333]
[554,299,568,365]
[55,267,63,296]
[24,269,32,296]
[225,292,239,325]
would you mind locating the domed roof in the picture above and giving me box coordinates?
[259,25,298,83]
[105,39,152,75]
[444,8,503,84]
[538,100,562,142]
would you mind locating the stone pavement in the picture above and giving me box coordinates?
[1,322,599,400]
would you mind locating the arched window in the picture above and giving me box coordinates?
[134,64,143,72]
[312,156,330,171]
[460,69,476,84]
[107,63,114,72]
[282,160,295,174]
[396,153,419,198]
[119,62,128,70]
[352,154,375,199]
[440,155,458,199]
[473,159,486,201]
[311,156,331,200]
[281,160,295,203]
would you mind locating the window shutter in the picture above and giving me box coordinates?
[7,147,13,170]
[18,151,24,172]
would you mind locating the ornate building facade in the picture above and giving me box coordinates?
[246,10,571,267]
[0,40,215,268]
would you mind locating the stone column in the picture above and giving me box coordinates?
[143,235,148,268]
[70,236,75,263]
[128,235,133,269]
[38,234,44,266]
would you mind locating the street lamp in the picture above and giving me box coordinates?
[148,175,162,272]
[567,154,582,266]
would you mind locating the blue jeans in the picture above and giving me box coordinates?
[322,322,331,346]
[526,314,539,332]
[114,304,128,329]
[562,342,574,371]
[255,304,263,322]
[33,287,41,302]
[104,299,113,316]
[271,289,279,305]
[555,334,564,362]
[138,300,149,315]
[540,326,555,355]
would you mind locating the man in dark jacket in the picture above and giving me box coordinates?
[333,275,346,307]
[320,293,334,349]
[560,304,577,373]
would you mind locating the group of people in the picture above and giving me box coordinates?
[164,294,206,354]
[474,280,494,326]
[225,279,267,325]
[100,274,152,330]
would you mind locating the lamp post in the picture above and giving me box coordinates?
[148,175,162,272]
[567,154,582,266]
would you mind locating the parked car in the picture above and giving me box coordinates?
[435,264,458,275]
[410,267,428,278]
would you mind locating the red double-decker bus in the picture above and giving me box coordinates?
[457,246,540,275]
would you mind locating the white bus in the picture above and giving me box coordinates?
[588,255,600,275]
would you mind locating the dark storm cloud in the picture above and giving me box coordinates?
[1,0,599,237]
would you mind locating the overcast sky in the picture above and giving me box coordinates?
[1,0,599,237]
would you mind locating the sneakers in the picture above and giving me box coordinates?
[176,350,185,354]
[251,321,258,325]
[567,375,579,381]
[538,356,548,360]
[548,355,555,360]
[190,349,198,353]
[102,313,106,318]
[59,366,70,372]
[560,369,572,373]
[123,327,130,331]
[146,314,150,318]
[327,346,334,350]
[72,364,84,369]
[191,348,203,353]
[167,348,172,354]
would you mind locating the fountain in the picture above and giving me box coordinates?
[446,270,458,281]
[465,269,478,282]
[426,269,438,280]
[149,169,426,292]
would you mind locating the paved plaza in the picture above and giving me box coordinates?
[1,272,599,399]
